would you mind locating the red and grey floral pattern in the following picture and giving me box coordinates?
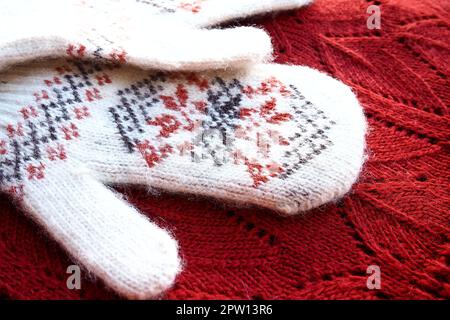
[1,60,335,194]
[110,72,335,187]
[0,61,110,197]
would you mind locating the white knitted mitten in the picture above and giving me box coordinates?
[0,0,312,72]
[0,59,365,298]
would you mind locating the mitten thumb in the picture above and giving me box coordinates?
[17,162,181,299]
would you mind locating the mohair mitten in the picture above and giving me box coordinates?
[0,0,312,72]
[0,59,365,298]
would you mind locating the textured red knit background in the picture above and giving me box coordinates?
[0,0,449,300]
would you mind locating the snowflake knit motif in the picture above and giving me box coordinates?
[1,60,339,194]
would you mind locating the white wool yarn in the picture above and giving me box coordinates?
[0,59,366,298]
[0,0,312,72]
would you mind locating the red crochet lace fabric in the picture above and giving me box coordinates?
[0,0,449,300]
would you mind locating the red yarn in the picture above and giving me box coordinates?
[0,0,449,299]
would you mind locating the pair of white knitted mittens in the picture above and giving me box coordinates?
[0,0,366,299]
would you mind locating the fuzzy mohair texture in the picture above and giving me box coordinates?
[0,0,312,72]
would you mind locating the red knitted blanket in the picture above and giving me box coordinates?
[0,0,448,299]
